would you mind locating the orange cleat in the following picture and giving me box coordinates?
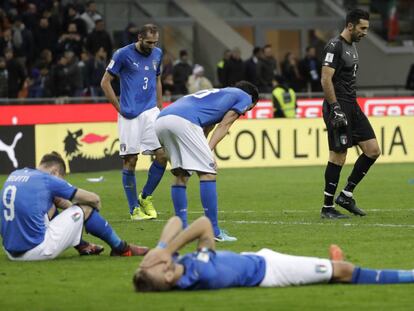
[329,244,344,261]
[110,243,149,257]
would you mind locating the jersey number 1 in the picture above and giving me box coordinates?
[2,185,17,221]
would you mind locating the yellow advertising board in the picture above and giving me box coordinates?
[214,116,414,167]
[35,122,152,172]
[35,117,414,172]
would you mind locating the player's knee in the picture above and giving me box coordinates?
[79,205,94,220]
[329,152,347,166]
[198,173,216,181]
[123,155,138,169]
[154,150,168,166]
[332,261,354,283]
[366,147,381,159]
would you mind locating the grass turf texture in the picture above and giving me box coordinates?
[0,163,413,311]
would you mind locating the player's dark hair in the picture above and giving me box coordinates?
[133,269,171,292]
[138,24,158,39]
[346,9,369,26]
[234,80,259,104]
[40,151,66,176]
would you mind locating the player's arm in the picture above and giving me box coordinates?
[140,216,215,268]
[101,71,120,113]
[53,196,73,209]
[208,110,240,150]
[203,124,215,138]
[321,66,337,104]
[72,188,101,210]
[156,75,163,110]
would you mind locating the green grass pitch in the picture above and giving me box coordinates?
[1,163,414,311]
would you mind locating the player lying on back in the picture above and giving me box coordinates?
[133,216,414,291]
[0,152,148,261]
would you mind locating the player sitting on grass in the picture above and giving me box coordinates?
[0,152,148,261]
[133,216,414,291]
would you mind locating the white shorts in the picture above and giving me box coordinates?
[5,206,84,261]
[155,115,216,174]
[118,107,162,156]
[248,248,333,287]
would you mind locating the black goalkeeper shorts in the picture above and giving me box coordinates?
[322,99,376,153]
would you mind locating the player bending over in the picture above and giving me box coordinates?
[133,216,414,291]
[0,152,148,261]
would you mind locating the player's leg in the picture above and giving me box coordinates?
[48,205,103,255]
[139,148,168,219]
[336,112,379,216]
[81,205,148,256]
[321,150,349,219]
[138,108,168,218]
[198,172,236,242]
[171,168,190,228]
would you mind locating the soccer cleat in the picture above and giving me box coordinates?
[76,242,104,256]
[335,192,366,216]
[130,207,153,221]
[110,243,149,257]
[139,193,157,219]
[329,244,344,261]
[214,229,237,242]
[321,206,350,219]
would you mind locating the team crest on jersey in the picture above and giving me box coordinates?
[120,143,126,152]
[152,60,158,71]
[72,212,82,222]
[315,264,328,273]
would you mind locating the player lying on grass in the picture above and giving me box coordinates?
[133,216,414,291]
[0,152,149,261]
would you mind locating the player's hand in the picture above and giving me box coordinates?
[329,102,348,128]
[139,248,172,269]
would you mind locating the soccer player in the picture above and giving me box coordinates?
[101,24,167,221]
[0,152,148,261]
[154,81,259,242]
[320,9,381,219]
[133,216,414,291]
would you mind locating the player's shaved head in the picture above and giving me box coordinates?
[39,151,66,176]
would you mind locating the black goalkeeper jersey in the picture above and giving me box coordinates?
[321,35,359,103]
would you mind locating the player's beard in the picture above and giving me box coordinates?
[139,42,152,56]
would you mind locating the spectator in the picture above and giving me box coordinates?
[63,4,87,38]
[80,0,102,34]
[10,16,34,66]
[281,52,302,92]
[28,63,52,98]
[57,22,83,57]
[222,47,244,87]
[161,52,174,80]
[41,6,61,35]
[34,17,58,58]
[216,49,231,87]
[4,47,26,98]
[64,50,83,96]
[0,57,8,98]
[85,46,107,97]
[86,19,112,59]
[121,22,138,46]
[299,46,322,92]
[0,28,14,56]
[172,49,192,95]
[162,73,176,98]
[0,9,11,33]
[49,54,71,97]
[271,75,297,118]
[257,44,278,93]
[244,46,262,87]
[22,3,38,30]
[35,48,53,70]
[187,64,213,94]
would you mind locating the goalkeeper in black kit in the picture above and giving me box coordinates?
[320,9,381,219]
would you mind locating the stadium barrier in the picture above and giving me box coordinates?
[1,98,414,173]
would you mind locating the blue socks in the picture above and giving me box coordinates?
[84,210,123,251]
[352,267,414,284]
[171,185,188,228]
[142,160,166,199]
[122,169,138,214]
[200,180,220,236]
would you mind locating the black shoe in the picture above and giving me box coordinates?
[321,206,350,219]
[335,192,367,216]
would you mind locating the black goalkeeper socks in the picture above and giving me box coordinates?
[344,153,376,193]
[324,161,343,206]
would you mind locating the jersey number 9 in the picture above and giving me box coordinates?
[2,185,17,221]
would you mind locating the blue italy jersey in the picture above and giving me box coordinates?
[158,88,252,127]
[0,168,77,253]
[175,250,266,290]
[106,43,162,119]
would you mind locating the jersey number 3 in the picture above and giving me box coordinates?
[143,77,149,90]
[2,185,17,221]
